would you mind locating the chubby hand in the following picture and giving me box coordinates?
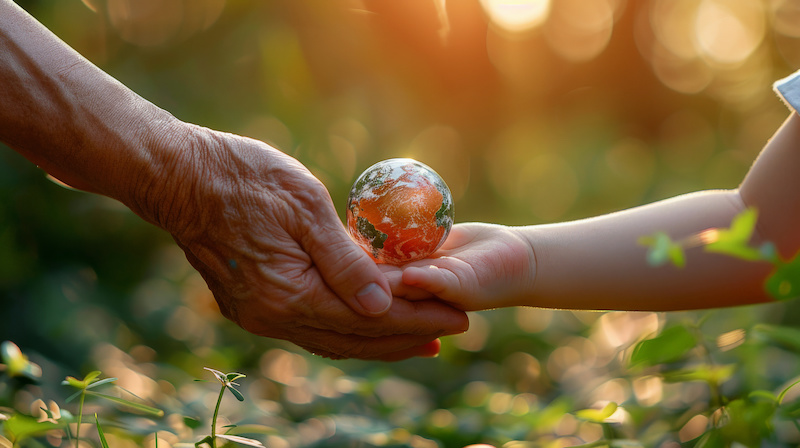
[152,126,469,361]
[383,223,536,311]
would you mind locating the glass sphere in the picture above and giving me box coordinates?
[347,158,454,265]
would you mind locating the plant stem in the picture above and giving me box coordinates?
[211,385,225,448]
[76,390,86,448]
[602,422,614,441]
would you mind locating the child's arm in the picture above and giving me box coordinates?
[397,111,800,312]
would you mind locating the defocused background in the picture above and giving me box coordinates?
[3,1,800,447]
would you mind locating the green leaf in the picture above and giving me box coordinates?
[62,371,102,390]
[703,208,762,261]
[184,417,203,429]
[83,371,102,385]
[226,372,246,382]
[718,398,776,447]
[765,255,800,300]
[95,414,109,448]
[62,376,85,389]
[216,434,265,447]
[694,429,724,448]
[85,377,118,390]
[661,364,736,385]
[2,413,61,443]
[227,385,245,402]
[64,389,83,403]
[639,232,685,268]
[749,390,778,403]
[195,435,213,448]
[1,341,23,367]
[609,441,645,448]
[575,402,618,422]
[204,367,227,384]
[759,241,779,263]
[85,391,164,417]
[778,378,800,405]
[223,424,278,437]
[752,324,800,352]
[1,341,41,380]
[630,325,697,367]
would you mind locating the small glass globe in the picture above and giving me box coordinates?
[346,158,454,265]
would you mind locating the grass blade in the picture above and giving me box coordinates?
[95,414,109,448]
[85,391,164,417]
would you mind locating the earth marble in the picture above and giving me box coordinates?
[346,158,454,265]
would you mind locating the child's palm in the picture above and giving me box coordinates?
[395,223,535,311]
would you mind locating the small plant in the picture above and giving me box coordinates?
[639,207,800,300]
[574,401,622,445]
[62,370,163,447]
[0,341,42,383]
[195,368,263,448]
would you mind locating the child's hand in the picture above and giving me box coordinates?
[386,223,536,311]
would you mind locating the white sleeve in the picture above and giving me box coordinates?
[774,70,800,112]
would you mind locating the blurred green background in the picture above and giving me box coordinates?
[4,1,800,447]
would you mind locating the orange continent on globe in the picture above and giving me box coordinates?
[347,158,454,265]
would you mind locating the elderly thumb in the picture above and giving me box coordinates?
[311,224,392,316]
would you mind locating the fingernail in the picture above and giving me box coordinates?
[356,283,392,315]
[419,339,442,358]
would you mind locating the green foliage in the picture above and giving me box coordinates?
[5,304,800,448]
[703,208,763,261]
[95,414,109,448]
[1,413,62,445]
[195,368,263,448]
[629,325,697,367]
[766,256,800,300]
[574,402,618,423]
[3,2,800,448]
[0,341,41,381]
[638,232,686,268]
[640,207,800,302]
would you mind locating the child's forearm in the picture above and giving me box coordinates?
[740,113,800,258]
[522,190,773,311]
[523,112,800,312]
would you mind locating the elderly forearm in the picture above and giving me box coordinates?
[0,0,191,226]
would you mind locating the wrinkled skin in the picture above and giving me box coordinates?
[160,127,469,360]
[0,0,469,361]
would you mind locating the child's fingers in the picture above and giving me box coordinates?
[380,264,438,300]
[402,265,458,299]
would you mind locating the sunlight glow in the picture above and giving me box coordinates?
[771,0,800,38]
[597,312,660,349]
[679,414,709,443]
[107,0,225,47]
[480,0,551,33]
[694,0,765,65]
[632,376,663,406]
[716,328,746,351]
[544,0,614,62]
[453,312,490,352]
[644,0,766,94]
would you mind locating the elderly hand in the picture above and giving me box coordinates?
[153,126,469,360]
[0,0,467,361]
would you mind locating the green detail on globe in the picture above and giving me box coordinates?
[356,216,388,250]
[435,196,454,228]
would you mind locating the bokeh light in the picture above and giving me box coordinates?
[107,0,226,47]
[5,1,800,446]
[543,0,615,62]
[480,0,551,34]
